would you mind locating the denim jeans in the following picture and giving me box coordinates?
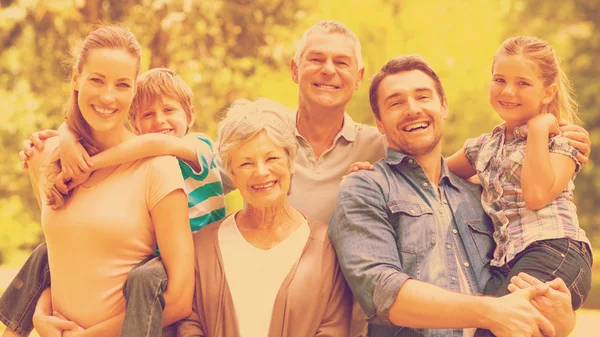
[0,243,50,337]
[0,244,174,337]
[474,238,593,337]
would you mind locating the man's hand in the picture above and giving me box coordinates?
[558,119,591,165]
[19,129,59,169]
[487,284,556,337]
[508,272,575,337]
[344,161,374,178]
[32,310,82,337]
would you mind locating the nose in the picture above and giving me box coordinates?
[501,83,516,97]
[153,111,166,125]
[255,161,270,177]
[404,98,421,116]
[322,59,336,76]
[99,86,116,105]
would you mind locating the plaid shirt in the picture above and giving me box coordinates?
[463,123,590,267]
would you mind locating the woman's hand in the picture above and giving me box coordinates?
[32,311,82,337]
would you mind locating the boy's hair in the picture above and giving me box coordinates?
[494,36,579,123]
[130,68,194,133]
[369,55,445,120]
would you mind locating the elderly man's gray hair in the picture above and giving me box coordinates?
[217,98,298,177]
[293,20,363,70]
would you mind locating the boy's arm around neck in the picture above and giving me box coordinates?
[90,133,211,172]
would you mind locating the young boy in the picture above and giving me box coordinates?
[1,68,225,337]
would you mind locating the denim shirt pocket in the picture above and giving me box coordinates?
[388,200,436,279]
[466,219,495,265]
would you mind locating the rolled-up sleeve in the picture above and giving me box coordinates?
[328,171,411,326]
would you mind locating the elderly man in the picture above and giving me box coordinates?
[329,55,576,337]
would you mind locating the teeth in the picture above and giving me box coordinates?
[316,84,337,89]
[93,105,116,115]
[158,129,172,134]
[252,181,276,189]
[403,122,430,132]
[499,101,520,108]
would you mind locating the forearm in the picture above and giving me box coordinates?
[162,288,193,326]
[388,279,493,329]
[91,134,181,170]
[34,287,53,316]
[522,128,555,208]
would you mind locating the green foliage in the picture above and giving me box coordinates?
[1,0,598,264]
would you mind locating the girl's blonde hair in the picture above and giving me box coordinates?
[46,26,142,209]
[494,36,578,123]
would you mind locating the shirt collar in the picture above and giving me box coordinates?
[492,122,528,140]
[384,148,460,189]
[294,111,358,142]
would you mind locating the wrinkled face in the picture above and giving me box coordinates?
[292,32,364,111]
[74,48,137,135]
[230,131,292,209]
[375,70,448,157]
[135,95,192,138]
[489,53,555,130]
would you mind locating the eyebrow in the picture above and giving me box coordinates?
[384,87,432,102]
[91,72,133,82]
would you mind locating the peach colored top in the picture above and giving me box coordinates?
[38,144,184,328]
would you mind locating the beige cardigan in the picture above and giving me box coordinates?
[177,217,352,337]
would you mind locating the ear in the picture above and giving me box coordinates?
[72,66,81,92]
[375,115,386,135]
[541,83,558,105]
[290,58,299,84]
[441,97,449,119]
[188,105,196,128]
[355,66,365,90]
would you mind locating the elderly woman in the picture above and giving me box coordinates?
[177,98,352,337]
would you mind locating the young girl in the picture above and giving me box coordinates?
[447,36,593,335]
[0,26,194,337]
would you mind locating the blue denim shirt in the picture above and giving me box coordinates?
[329,149,495,337]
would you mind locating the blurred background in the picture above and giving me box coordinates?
[0,0,598,335]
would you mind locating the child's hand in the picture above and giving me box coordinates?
[346,161,374,175]
[508,272,575,337]
[527,113,561,137]
[59,136,94,182]
[55,171,91,194]
[19,129,59,169]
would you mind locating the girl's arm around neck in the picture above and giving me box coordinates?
[446,149,476,180]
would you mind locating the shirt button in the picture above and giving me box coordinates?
[410,210,415,214]
[446,244,451,249]
[438,209,443,214]
[408,159,414,164]
[442,199,448,204]
[423,182,429,187]
[463,262,470,267]
[452,229,458,234]
[451,276,457,281]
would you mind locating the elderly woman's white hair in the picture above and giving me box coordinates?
[217,98,298,177]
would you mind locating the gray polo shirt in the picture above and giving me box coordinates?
[289,112,386,223]
[221,112,386,224]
